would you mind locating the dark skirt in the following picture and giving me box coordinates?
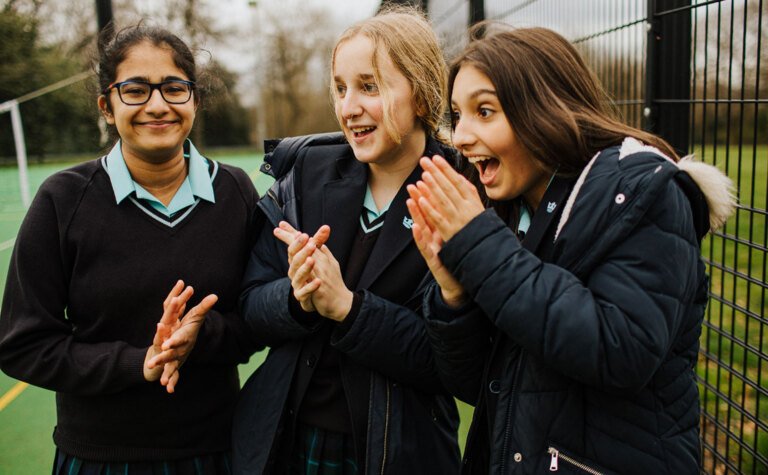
[53,448,232,475]
[287,423,358,475]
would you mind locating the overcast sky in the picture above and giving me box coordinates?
[208,0,380,71]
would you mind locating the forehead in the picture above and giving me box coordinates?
[333,35,399,80]
[451,64,496,102]
[115,41,187,81]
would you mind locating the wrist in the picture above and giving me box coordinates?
[331,289,355,322]
[441,288,467,309]
[143,347,162,382]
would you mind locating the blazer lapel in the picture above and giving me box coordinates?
[321,155,367,274]
[355,164,422,291]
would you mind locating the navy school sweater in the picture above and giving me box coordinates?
[0,157,261,461]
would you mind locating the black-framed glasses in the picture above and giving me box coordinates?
[104,80,196,105]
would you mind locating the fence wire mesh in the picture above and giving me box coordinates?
[427,0,767,473]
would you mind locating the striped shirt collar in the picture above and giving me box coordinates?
[362,184,391,220]
[104,139,215,206]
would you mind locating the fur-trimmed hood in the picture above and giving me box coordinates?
[556,137,736,242]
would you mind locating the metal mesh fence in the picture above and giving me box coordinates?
[426,0,767,473]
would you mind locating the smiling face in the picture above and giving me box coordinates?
[332,34,425,172]
[98,41,196,165]
[450,64,549,209]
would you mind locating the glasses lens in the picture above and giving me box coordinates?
[161,81,192,104]
[117,82,150,105]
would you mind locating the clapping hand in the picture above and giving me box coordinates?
[144,280,218,393]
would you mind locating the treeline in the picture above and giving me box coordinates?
[1,0,343,162]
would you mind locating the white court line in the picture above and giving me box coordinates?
[0,238,15,252]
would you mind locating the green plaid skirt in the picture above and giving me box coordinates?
[53,448,231,475]
[287,423,358,475]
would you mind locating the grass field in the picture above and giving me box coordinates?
[0,151,473,474]
[694,144,768,473]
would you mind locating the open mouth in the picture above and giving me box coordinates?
[350,126,376,138]
[468,156,500,183]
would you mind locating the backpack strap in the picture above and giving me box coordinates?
[260,132,347,180]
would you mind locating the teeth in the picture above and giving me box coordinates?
[467,156,492,164]
[351,126,376,134]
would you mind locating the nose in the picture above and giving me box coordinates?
[451,116,476,152]
[144,88,170,114]
[339,90,362,121]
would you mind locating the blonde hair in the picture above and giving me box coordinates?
[330,6,447,143]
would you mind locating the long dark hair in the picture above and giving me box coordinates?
[450,25,679,182]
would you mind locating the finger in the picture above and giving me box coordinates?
[291,234,315,262]
[274,222,301,247]
[288,239,316,279]
[411,222,432,257]
[163,280,185,308]
[417,195,451,241]
[190,294,218,319]
[160,360,179,386]
[291,257,315,289]
[430,155,469,194]
[406,190,433,232]
[162,287,194,326]
[148,348,177,368]
[421,171,459,215]
[294,278,321,301]
[311,225,331,248]
[278,221,299,234]
[165,366,180,394]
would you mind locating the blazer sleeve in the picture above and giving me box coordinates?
[239,214,322,346]
[440,195,702,392]
[330,282,450,394]
[0,178,147,395]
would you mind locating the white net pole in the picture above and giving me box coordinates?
[0,71,90,209]
[9,101,30,208]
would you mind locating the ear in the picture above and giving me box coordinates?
[414,99,427,120]
[97,95,115,125]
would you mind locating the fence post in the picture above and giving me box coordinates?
[644,0,692,155]
[469,0,484,24]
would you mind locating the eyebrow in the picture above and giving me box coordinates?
[469,88,497,99]
[333,73,376,82]
[121,75,188,82]
[451,88,498,107]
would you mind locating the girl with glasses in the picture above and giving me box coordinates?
[233,8,461,475]
[407,25,735,474]
[0,25,259,474]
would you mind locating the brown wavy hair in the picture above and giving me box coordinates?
[449,25,679,181]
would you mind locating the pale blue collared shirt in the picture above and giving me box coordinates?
[104,139,215,216]
[359,184,392,233]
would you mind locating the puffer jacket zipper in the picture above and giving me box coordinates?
[547,447,604,475]
[499,353,525,473]
[380,380,391,475]
[363,375,391,475]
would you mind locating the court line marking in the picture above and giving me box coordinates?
[0,381,29,411]
[248,167,262,180]
[0,237,16,252]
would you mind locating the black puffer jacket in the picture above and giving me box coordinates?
[233,133,461,474]
[425,139,734,474]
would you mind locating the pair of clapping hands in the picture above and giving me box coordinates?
[279,155,485,313]
[274,223,355,323]
[144,280,218,393]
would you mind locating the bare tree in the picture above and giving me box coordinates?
[253,1,338,141]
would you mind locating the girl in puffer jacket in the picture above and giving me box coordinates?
[407,25,735,474]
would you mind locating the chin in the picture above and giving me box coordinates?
[485,187,515,202]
